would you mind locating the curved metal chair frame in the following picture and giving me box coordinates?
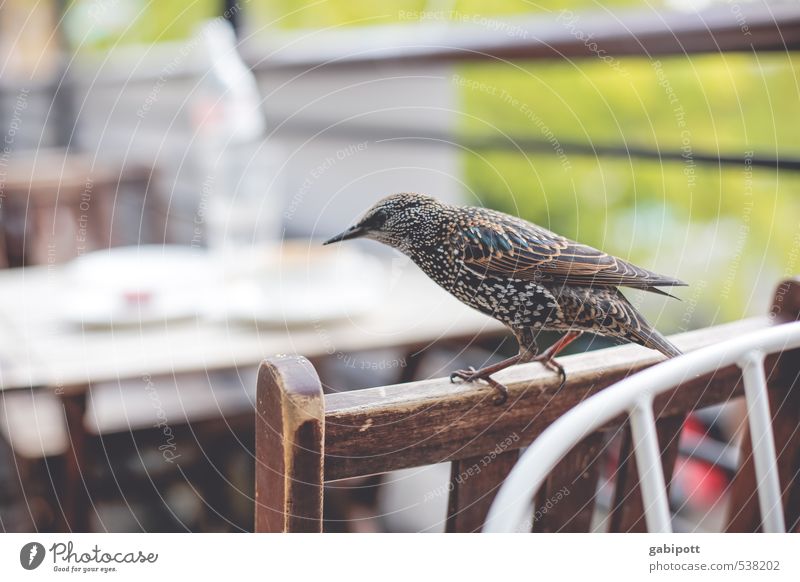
[485,321,800,533]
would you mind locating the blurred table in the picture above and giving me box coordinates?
[0,261,502,391]
[0,254,503,530]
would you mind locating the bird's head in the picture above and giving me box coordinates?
[323,193,444,251]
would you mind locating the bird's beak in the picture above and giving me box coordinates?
[323,224,367,245]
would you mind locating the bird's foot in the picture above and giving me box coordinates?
[449,366,479,383]
[449,367,509,405]
[531,355,567,390]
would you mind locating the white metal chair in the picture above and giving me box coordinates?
[484,321,800,533]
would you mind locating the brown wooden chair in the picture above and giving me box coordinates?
[0,149,165,267]
[254,278,800,532]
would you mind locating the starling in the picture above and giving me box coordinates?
[324,193,685,404]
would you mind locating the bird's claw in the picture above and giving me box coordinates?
[485,377,509,405]
[449,366,478,383]
[538,358,567,390]
[449,367,508,406]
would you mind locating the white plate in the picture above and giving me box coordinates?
[221,245,384,326]
[60,245,219,327]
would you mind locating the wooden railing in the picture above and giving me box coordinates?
[254,279,800,532]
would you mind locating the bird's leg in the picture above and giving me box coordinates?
[529,331,582,389]
[449,354,520,405]
[449,330,582,402]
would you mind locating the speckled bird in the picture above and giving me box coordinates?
[324,193,686,404]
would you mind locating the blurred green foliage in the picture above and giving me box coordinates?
[65,0,218,48]
[458,54,800,326]
[250,0,644,29]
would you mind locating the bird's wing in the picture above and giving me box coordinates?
[454,209,685,289]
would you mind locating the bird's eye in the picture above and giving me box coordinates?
[363,209,389,229]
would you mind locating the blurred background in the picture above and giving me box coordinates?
[0,0,798,532]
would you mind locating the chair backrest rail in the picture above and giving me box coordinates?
[321,317,769,481]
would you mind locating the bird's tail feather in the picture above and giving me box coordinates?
[614,289,682,359]
[644,286,682,301]
[631,326,682,359]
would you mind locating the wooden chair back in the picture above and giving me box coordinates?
[254,279,800,532]
[0,150,162,267]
